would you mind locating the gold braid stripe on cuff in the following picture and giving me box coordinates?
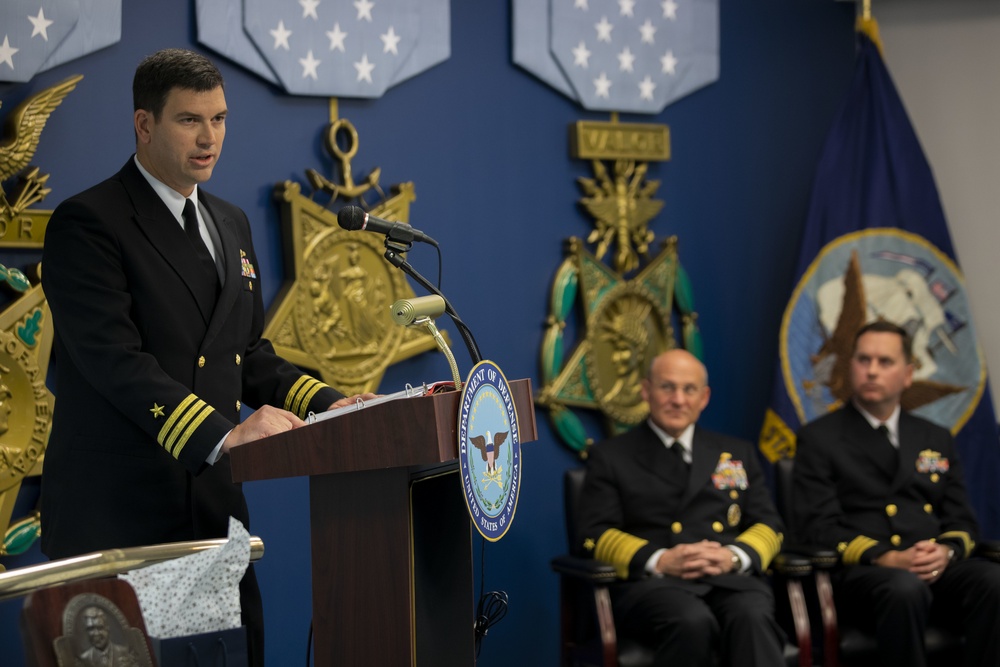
[735,523,783,569]
[939,530,975,558]
[285,376,328,418]
[843,535,879,565]
[158,394,215,458]
[594,529,649,579]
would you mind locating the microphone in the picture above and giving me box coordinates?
[337,205,438,246]
[391,295,446,325]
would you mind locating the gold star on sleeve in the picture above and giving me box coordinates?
[150,403,165,418]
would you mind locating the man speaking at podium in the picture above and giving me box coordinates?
[39,49,368,666]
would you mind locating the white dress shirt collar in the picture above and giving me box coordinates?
[133,154,200,228]
[852,400,901,447]
[647,419,694,464]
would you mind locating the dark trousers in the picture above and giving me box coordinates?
[835,559,1000,667]
[612,577,785,667]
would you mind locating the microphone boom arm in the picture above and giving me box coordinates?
[383,240,483,365]
[414,317,463,387]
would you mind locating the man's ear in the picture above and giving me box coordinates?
[699,385,711,411]
[134,109,152,144]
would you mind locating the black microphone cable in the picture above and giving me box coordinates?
[473,537,508,660]
[305,619,313,667]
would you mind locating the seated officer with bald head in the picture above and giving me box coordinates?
[577,349,785,666]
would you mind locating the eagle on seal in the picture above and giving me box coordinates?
[469,430,508,474]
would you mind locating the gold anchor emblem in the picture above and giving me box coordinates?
[264,113,445,394]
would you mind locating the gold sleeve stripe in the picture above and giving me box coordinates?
[735,523,783,569]
[842,535,879,565]
[158,394,199,452]
[594,529,649,579]
[285,376,328,418]
[158,394,215,459]
[939,531,975,557]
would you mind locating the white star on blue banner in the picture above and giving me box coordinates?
[514,0,718,114]
[37,0,121,75]
[197,0,279,84]
[0,0,80,83]
[389,0,448,89]
[197,0,448,98]
[244,0,420,97]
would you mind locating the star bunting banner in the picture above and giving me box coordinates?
[197,0,280,85]
[37,0,121,75]
[198,0,449,98]
[0,0,120,83]
[514,0,719,114]
[0,0,80,83]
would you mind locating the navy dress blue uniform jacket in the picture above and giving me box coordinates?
[577,423,784,590]
[39,157,343,557]
[793,403,977,563]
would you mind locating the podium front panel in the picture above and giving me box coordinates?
[412,467,474,665]
[309,463,473,666]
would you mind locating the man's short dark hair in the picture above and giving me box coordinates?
[853,320,913,362]
[133,49,224,119]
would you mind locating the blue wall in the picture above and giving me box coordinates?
[0,1,855,664]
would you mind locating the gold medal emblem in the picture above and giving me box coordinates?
[0,307,53,495]
[263,118,443,395]
[727,503,741,527]
[585,279,673,425]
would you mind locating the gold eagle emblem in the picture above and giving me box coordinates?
[1,75,82,217]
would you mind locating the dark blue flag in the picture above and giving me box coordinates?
[759,25,1000,537]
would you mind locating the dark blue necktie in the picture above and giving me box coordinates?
[668,442,688,467]
[183,198,219,288]
[876,423,899,471]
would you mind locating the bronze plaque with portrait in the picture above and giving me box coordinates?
[20,578,155,667]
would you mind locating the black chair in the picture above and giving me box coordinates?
[551,467,813,667]
[773,457,1000,667]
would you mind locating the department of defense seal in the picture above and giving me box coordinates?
[458,361,521,541]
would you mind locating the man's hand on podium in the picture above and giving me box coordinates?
[328,393,380,410]
[222,405,306,453]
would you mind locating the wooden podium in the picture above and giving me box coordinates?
[230,379,536,666]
